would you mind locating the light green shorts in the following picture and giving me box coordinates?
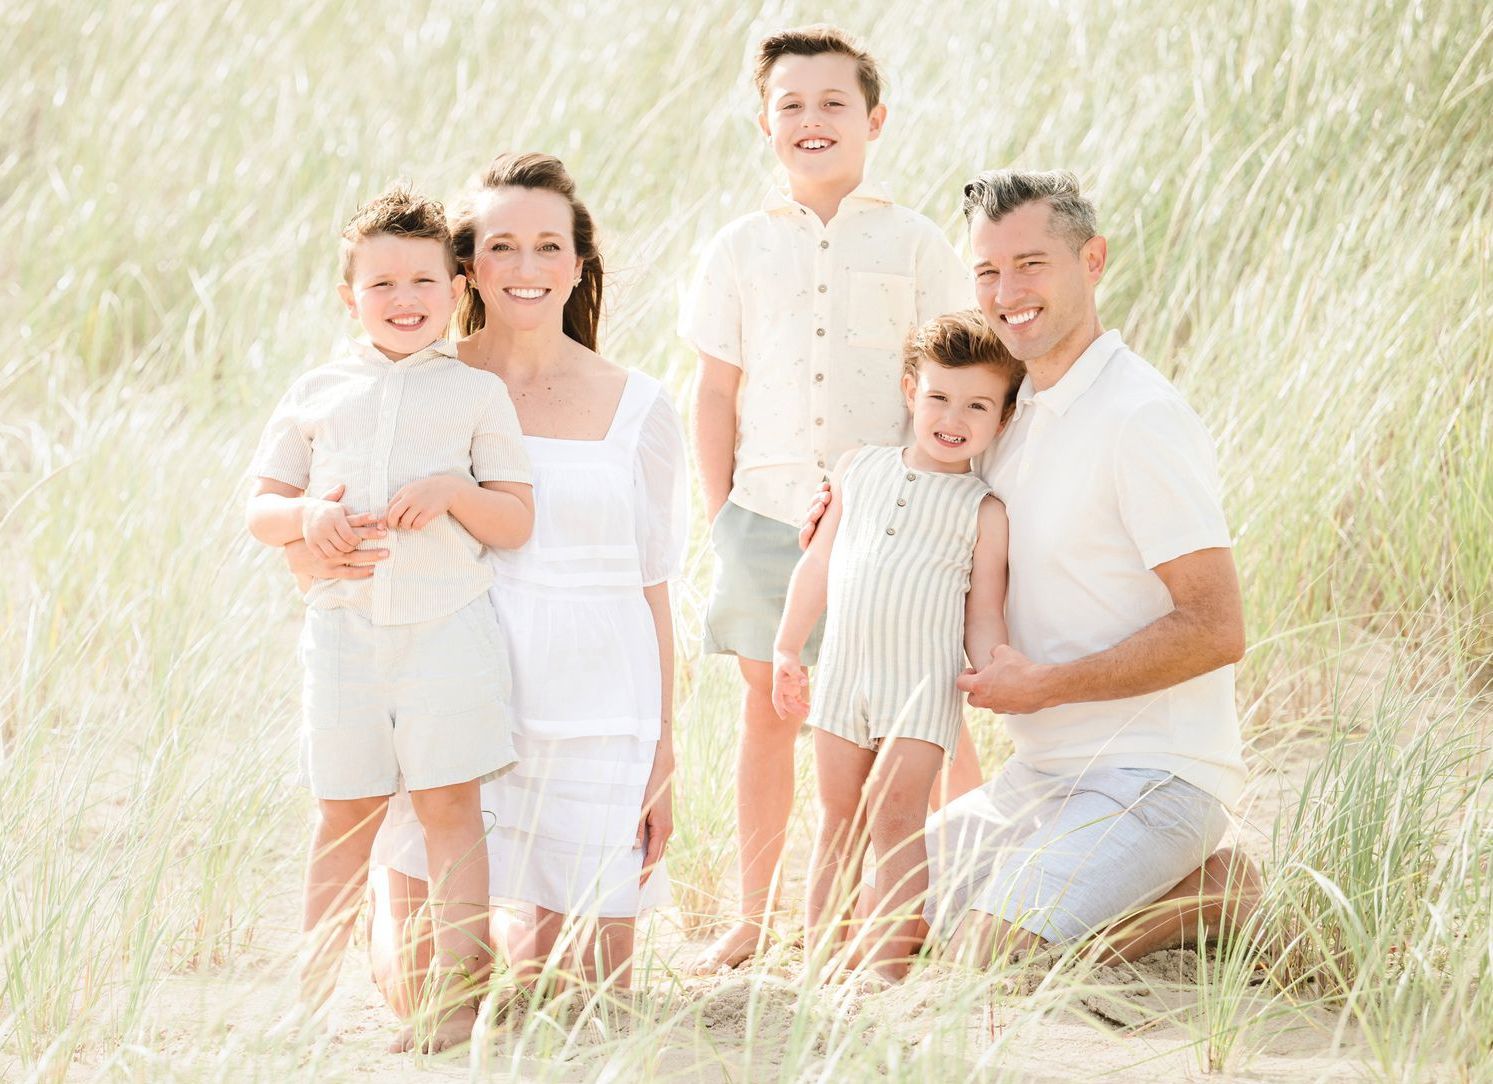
[704,500,823,665]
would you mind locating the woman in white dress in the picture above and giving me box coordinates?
[287,153,685,1028]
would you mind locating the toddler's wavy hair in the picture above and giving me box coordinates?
[903,310,1025,418]
[339,184,457,284]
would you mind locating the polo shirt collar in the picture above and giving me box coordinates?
[344,336,457,368]
[763,177,894,216]
[1013,329,1126,420]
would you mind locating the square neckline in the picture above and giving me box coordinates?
[522,370,637,445]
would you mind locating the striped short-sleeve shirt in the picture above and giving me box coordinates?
[252,337,532,625]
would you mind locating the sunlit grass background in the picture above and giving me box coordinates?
[3,0,1491,1080]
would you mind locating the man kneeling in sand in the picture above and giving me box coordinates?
[803,168,1259,968]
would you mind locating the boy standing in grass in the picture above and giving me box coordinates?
[682,24,979,971]
[247,187,534,1050]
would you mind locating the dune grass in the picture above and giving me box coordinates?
[2,0,1490,1080]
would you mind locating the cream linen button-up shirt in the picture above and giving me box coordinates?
[680,180,972,526]
[980,330,1247,806]
[252,338,531,626]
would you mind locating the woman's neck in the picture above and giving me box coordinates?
[466,320,573,380]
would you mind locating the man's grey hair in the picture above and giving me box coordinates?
[961,169,1098,252]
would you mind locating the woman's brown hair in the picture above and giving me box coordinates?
[449,153,603,350]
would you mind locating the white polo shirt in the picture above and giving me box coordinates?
[680,180,971,526]
[980,330,1246,806]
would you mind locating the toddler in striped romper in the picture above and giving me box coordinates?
[772,310,1024,980]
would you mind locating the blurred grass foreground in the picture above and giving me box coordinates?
[2,0,1491,1081]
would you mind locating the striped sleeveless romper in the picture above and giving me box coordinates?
[807,445,991,754]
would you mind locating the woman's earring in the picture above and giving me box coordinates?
[573,276,582,287]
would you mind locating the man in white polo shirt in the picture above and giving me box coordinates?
[917,168,1257,964]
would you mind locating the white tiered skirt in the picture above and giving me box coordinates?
[372,576,671,918]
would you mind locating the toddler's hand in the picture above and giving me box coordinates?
[301,499,360,557]
[771,651,810,719]
[387,475,463,531]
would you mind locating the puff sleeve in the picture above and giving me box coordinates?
[633,387,690,586]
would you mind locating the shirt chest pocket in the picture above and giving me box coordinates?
[847,272,917,350]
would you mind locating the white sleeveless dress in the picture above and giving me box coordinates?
[372,370,686,917]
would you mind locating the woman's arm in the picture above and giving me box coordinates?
[275,483,389,592]
[637,581,675,885]
[963,496,1011,669]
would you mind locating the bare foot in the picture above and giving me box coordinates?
[389,1003,477,1054]
[692,920,770,974]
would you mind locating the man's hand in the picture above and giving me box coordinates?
[957,645,1055,715]
[301,499,360,557]
[796,481,833,551]
[387,475,463,531]
[771,650,810,718]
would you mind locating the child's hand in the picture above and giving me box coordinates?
[301,499,360,557]
[387,475,464,531]
[771,650,810,719]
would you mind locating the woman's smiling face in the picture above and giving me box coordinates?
[467,186,583,332]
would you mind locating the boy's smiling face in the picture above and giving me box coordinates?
[338,234,464,361]
[901,361,1011,468]
[758,52,885,190]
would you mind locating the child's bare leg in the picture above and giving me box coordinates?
[697,657,798,971]
[806,730,874,964]
[506,905,564,994]
[301,796,389,1013]
[859,738,944,981]
[369,867,433,1019]
[929,723,982,812]
[401,780,490,1052]
[579,917,637,991]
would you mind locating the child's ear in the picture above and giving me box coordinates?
[901,369,917,408]
[867,102,888,142]
[756,110,771,141]
[449,273,466,305]
[336,282,356,317]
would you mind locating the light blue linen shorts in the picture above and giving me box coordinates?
[923,759,1230,944]
[704,500,823,664]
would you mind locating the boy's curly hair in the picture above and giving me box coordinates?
[339,184,458,283]
[753,24,882,109]
[903,310,1025,416]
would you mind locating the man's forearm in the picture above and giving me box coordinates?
[1034,607,1243,710]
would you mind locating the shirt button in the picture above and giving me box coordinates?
[906,472,917,482]
[816,328,826,337]
[814,372,824,382]
[818,284,828,293]
[819,240,829,250]
[896,498,907,507]
[814,417,824,426]
[886,527,896,536]
[817,459,826,469]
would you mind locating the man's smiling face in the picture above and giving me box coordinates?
[971,200,1105,368]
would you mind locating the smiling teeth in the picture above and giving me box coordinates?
[390,315,424,326]
[1006,308,1039,326]
[936,432,966,443]
[799,139,831,149]
[507,288,546,299]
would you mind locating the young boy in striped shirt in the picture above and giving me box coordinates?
[771,311,1021,980]
[246,186,533,1050]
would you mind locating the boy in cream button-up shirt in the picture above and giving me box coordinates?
[681,25,974,972]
